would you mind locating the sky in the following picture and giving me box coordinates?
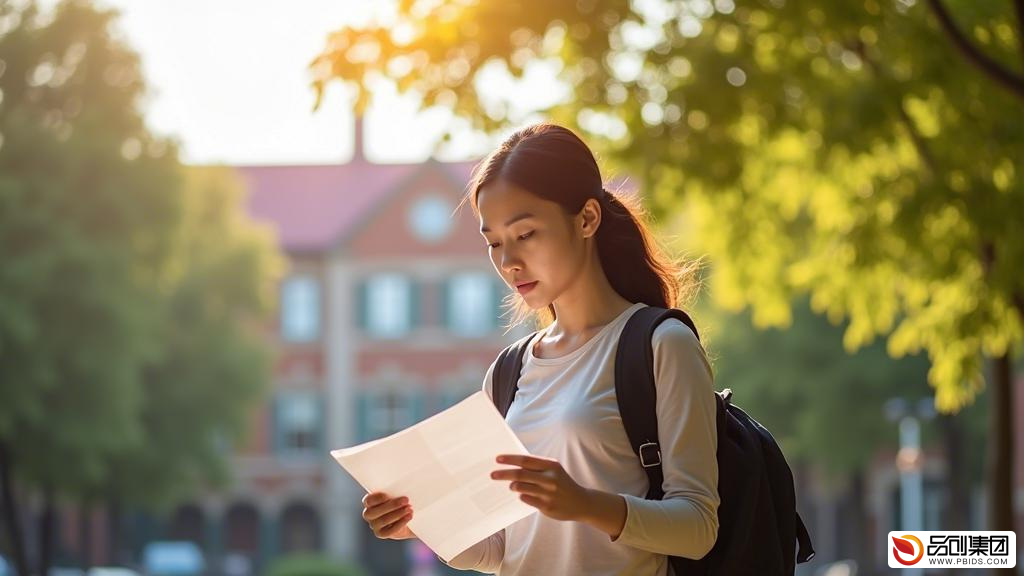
[82,0,499,166]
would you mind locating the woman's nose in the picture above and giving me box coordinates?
[500,249,522,274]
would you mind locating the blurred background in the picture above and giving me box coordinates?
[0,0,1021,575]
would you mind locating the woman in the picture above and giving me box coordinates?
[360,123,719,575]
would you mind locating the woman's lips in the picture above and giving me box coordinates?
[516,281,538,295]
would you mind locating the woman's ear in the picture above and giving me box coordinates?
[579,198,602,239]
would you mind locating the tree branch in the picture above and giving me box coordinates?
[0,443,29,576]
[981,242,1024,328]
[1013,291,1024,326]
[926,0,1024,101]
[848,39,938,177]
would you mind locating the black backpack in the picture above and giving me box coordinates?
[490,306,815,575]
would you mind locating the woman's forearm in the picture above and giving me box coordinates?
[579,488,628,540]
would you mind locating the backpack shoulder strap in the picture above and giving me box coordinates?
[490,331,536,418]
[614,306,700,499]
[797,513,815,563]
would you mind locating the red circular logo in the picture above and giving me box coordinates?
[892,534,924,566]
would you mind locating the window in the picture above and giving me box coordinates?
[360,390,417,441]
[275,392,322,455]
[408,195,453,243]
[435,387,474,415]
[361,274,415,338]
[445,272,497,336]
[281,276,320,342]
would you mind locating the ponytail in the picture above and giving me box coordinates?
[596,187,697,312]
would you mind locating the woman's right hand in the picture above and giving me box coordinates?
[362,492,416,540]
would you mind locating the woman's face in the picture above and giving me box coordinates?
[477,179,586,310]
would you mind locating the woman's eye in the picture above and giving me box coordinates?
[487,232,531,249]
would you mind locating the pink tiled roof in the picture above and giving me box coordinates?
[237,160,479,252]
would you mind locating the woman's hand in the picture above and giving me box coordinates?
[362,492,416,540]
[490,454,594,522]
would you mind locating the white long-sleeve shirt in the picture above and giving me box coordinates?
[442,302,720,575]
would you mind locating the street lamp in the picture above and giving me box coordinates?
[883,397,936,532]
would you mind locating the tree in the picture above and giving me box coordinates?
[313,0,1023,534]
[704,298,935,481]
[97,165,280,563]
[704,296,990,563]
[105,165,278,509]
[708,297,904,565]
[0,2,179,572]
[0,2,280,572]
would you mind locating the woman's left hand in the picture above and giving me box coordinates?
[491,454,592,522]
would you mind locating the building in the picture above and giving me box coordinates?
[160,123,527,575]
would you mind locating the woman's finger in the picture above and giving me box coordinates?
[363,496,409,521]
[378,508,414,538]
[496,454,558,470]
[491,469,556,488]
[371,504,412,533]
[509,480,555,497]
[362,492,391,507]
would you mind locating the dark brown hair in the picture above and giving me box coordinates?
[460,123,700,331]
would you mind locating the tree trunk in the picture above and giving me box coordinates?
[78,504,93,572]
[107,496,123,566]
[986,352,1015,574]
[0,443,29,576]
[940,412,970,530]
[846,469,869,570]
[39,487,55,576]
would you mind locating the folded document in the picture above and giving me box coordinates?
[331,390,537,562]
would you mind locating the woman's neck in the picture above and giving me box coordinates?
[548,261,634,338]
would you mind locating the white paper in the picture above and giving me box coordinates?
[331,391,537,562]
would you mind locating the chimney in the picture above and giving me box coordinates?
[352,113,365,163]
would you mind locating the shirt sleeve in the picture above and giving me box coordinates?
[436,357,506,572]
[481,355,498,400]
[609,318,720,560]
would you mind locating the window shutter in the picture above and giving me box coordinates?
[440,277,450,331]
[357,280,369,331]
[409,278,420,330]
[272,395,284,455]
[309,278,321,340]
[315,394,326,451]
[425,389,440,417]
[278,281,288,338]
[410,389,425,425]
